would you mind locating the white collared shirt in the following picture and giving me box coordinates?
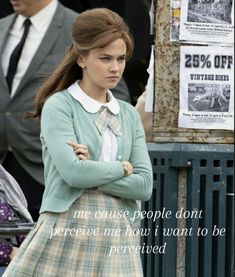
[1,0,58,97]
[68,81,120,162]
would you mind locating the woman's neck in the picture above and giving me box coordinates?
[79,81,108,103]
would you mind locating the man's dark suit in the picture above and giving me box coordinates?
[0,3,78,220]
[0,3,130,220]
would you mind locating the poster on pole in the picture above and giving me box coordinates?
[179,0,234,44]
[170,0,181,41]
[179,46,234,130]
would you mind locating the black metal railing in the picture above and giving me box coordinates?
[141,143,234,277]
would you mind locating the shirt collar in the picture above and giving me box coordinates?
[68,81,120,114]
[16,0,58,32]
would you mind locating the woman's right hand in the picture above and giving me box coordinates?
[67,141,90,160]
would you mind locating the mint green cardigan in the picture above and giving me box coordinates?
[39,90,153,223]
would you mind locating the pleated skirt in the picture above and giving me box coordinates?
[3,189,143,277]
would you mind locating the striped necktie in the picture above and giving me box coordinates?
[95,106,121,136]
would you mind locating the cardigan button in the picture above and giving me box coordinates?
[117,155,122,160]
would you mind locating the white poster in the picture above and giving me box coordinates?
[179,46,234,130]
[179,0,234,44]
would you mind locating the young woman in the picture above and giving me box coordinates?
[3,8,153,276]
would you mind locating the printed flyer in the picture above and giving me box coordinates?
[179,0,234,44]
[178,46,234,130]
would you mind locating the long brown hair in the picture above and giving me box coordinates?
[27,8,134,118]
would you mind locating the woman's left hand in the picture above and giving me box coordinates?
[67,141,90,160]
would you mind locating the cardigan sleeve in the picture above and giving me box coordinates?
[97,111,153,201]
[41,95,124,188]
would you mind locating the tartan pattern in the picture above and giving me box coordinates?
[3,190,143,277]
[95,106,121,136]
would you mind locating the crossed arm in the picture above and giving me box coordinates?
[67,119,152,201]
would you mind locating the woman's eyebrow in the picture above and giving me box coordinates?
[98,53,126,57]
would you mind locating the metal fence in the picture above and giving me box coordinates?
[141,143,234,277]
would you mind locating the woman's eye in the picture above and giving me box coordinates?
[100,57,110,61]
[118,57,126,62]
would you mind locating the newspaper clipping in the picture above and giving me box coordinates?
[179,46,234,130]
[179,0,234,44]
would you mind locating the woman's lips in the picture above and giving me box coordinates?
[106,76,119,81]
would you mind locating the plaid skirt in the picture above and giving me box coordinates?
[3,189,143,277]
